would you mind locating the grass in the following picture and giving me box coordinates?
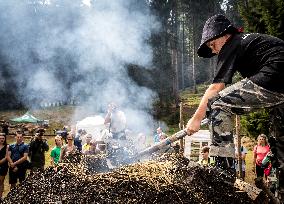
[244,150,255,184]
[180,92,203,107]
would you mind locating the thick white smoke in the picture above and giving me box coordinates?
[0,0,160,136]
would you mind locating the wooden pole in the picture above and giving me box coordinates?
[179,102,185,154]
[236,115,242,179]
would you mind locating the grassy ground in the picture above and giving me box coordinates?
[245,151,256,184]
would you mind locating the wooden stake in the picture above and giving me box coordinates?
[235,115,242,179]
[179,102,184,154]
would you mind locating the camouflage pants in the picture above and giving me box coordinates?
[207,78,284,158]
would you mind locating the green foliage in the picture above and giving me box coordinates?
[240,109,270,139]
[180,92,202,107]
[239,0,284,39]
[164,110,180,125]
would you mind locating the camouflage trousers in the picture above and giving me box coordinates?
[207,78,284,158]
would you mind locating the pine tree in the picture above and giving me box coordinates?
[239,0,284,39]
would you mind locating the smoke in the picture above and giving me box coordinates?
[0,0,160,136]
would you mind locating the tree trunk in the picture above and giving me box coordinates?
[181,17,185,90]
[172,48,179,105]
[235,115,242,179]
[191,14,197,93]
[171,0,179,106]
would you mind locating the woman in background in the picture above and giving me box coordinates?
[59,132,77,162]
[253,134,270,178]
[0,133,8,198]
[50,135,63,166]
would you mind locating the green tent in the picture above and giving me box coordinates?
[10,112,43,123]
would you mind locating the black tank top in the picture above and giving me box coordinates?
[0,145,8,167]
[0,145,7,160]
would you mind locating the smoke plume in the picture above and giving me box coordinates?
[0,0,160,135]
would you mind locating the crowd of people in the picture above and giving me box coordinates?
[0,95,281,201]
[0,102,154,199]
[0,123,277,199]
[197,133,274,187]
[0,127,106,199]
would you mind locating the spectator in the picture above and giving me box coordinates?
[253,134,270,178]
[153,127,163,144]
[29,129,49,171]
[0,133,8,198]
[234,137,247,180]
[104,103,127,140]
[159,132,167,141]
[198,146,214,166]
[61,126,68,143]
[7,130,29,190]
[59,132,77,162]
[82,134,93,155]
[74,129,84,152]
[50,135,63,166]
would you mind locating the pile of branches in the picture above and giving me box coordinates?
[3,153,254,204]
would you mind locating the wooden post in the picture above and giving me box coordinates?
[179,102,185,154]
[236,115,242,179]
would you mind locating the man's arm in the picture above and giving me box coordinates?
[104,112,111,124]
[186,83,225,135]
[104,104,115,125]
[43,140,49,151]
[6,150,13,164]
[0,145,8,165]
[13,152,28,166]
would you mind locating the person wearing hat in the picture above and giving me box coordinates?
[186,14,284,183]
[29,128,49,171]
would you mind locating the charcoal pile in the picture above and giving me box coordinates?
[3,153,254,204]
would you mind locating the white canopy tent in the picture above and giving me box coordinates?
[76,115,107,142]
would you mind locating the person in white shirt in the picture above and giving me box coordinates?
[104,103,127,140]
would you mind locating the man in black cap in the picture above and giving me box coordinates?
[186,14,284,196]
[29,128,49,171]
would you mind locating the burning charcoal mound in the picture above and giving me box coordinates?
[3,153,254,204]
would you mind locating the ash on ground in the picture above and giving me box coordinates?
[3,153,255,204]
